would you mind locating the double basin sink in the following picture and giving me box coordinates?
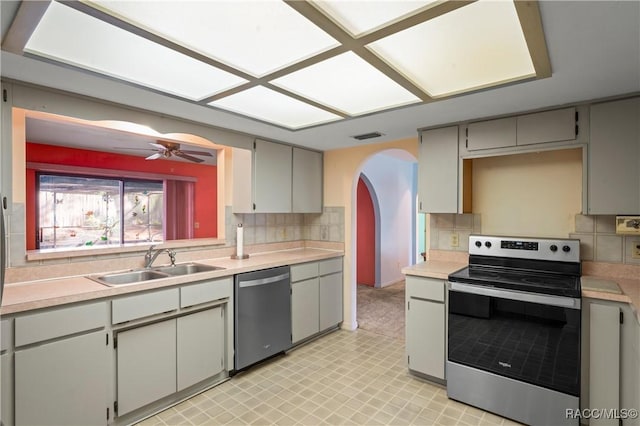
[90,263,224,286]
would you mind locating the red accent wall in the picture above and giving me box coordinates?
[25,142,217,249]
[357,177,375,286]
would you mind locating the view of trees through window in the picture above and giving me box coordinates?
[37,173,164,249]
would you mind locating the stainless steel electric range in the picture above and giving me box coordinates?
[447,235,581,426]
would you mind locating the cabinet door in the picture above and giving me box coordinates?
[292,148,322,213]
[589,303,620,426]
[319,273,342,331]
[418,126,459,213]
[406,297,445,379]
[291,277,320,343]
[117,319,176,416]
[589,97,640,214]
[253,139,292,213]
[1,353,13,426]
[177,307,224,391]
[517,107,576,146]
[466,117,516,151]
[15,331,108,426]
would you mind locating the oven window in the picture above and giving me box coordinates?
[448,290,580,396]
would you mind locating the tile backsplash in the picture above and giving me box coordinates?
[571,214,639,265]
[227,206,345,246]
[428,213,482,252]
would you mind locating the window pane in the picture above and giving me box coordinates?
[123,180,164,243]
[38,175,121,248]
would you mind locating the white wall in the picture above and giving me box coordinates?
[362,153,415,287]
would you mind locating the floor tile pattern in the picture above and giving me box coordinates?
[356,281,406,340]
[137,329,519,425]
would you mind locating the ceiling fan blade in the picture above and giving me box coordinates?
[179,150,213,157]
[149,142,168,150]
[174,151,204,163]
[145,153,164,160]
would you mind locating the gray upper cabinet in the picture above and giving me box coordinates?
[233,140,323,213]
[466,117,516,151]
[292,147,323,213]
[516,107,576,146]
[589,97,640,214]
[254,139,292,213]
[418,126,459,213]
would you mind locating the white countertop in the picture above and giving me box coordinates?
[1,248,343,315]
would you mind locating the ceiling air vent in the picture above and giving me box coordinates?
[352,132,383,141]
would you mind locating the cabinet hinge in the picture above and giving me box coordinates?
[114,401,118,416]
[407,301,410,310]
[620,311,624,324]
[2,89,7,102]
[465,128,469,148]
[114,336,118,349]
[107,407,109,420]
[253,141,256,150]
[407,355,410,365]
[253,203,256,211]
[575,111,579,136]
[106,334,109,346]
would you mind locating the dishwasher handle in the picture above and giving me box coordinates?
[238,272,290,288]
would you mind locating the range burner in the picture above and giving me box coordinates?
[448,235,582,298]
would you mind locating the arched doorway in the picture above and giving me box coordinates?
[356,174,378,287]
[354,149,417,336]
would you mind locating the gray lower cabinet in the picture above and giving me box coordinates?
[15,330,108,425]
[177,307,224,391]
[582,298,640,426]
[290,258,343,344]
[1,352,13,426]
[319,272,343,331]
[291,277,320,343]
[405,276,446,381]
[116,319,177,416]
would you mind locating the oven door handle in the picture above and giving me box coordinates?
[448,282,581,309]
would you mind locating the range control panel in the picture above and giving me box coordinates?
[469,235,580,262]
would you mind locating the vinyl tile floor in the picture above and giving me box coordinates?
[137,329,519,426]
[356,281,406,340]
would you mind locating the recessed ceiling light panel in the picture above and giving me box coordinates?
[24,2,247,101]
[209,86,342,129]
[314,0,438,37]
[368,0,536,97]
[90,0,340,77]
[272,52,420,115]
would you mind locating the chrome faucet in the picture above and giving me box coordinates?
[144,245,177,268]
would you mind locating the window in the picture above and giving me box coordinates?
[37,173,164,249]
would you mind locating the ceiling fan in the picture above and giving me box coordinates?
[143,141,213,163]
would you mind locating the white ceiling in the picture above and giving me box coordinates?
[1,1,639,152]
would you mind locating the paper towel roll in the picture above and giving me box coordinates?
[237,224,243,257]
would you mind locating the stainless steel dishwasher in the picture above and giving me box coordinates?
[234,265,292,371]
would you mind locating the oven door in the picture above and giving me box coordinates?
[448,281,581,397]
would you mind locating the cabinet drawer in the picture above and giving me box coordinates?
[406,276,445,303]
[15,302,107,347]
[319,257,342,276]
[291,262,319,282]
[181,277,232,308]
[1,319,12,351]
[112,288,179,324]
